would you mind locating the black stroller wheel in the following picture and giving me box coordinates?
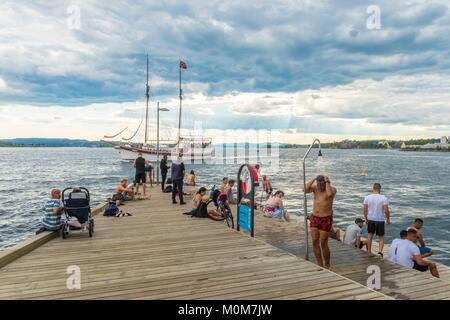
[89,221,93,237]
[61,223,67,239]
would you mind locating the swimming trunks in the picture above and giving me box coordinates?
[264,206,284,219]
[309,215,333,232]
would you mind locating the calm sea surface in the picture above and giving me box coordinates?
[1,147,450,265]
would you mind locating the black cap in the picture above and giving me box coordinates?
[355,218,365,223]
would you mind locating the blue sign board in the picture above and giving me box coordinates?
[238,204,252,232]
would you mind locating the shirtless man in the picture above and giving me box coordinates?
[114,178,134,206]
[305,174,337,269]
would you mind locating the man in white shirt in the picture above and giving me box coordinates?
[388,230,408,262]
[343,218,367,249]
[395,229,439,278]
[363,183,390,257]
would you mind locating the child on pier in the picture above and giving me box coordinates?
[263,190,290,222]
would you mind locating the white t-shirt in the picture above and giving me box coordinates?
[363,194,389,222]
[343,224,362,245]
[389,238,402,262]
[395,239,420,269]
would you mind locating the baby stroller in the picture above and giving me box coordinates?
[61,187,94,239]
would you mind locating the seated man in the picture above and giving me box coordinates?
[343,218,367,249]
[407,218,433,257]
[388,230,408,262]
[113,178,134,206]
[263,190,290,222]
[36,188,64,234]
[395,229,439,278]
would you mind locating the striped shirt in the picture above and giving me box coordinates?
[42,199,62,230]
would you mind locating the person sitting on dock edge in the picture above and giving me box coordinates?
[113,178,134,206]
[133,152,147,197]
[36,188,64,234]
[343,218,367,249]
[395,229,439,278]
[388,230,408,262]
[363,183,390,257]
[407,218,433,257]
[186,170,196,186]
[305,174,337,269]
[263,190,290,222]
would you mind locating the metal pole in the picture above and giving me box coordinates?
[144,55,150,145]
[157,102,160,183]
[177,66,182,144]
[302,138,321,261]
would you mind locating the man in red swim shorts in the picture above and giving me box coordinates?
[305,174,337,269]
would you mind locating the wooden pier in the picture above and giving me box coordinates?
[0,189,388,300]
[254,212,450,300]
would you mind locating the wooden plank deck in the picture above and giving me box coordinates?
[254,212,450,300]
[0,188,388,300]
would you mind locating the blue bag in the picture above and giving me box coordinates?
[104,202,119,217]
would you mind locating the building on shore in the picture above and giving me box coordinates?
[401,136,450,151]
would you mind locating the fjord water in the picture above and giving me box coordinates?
[1,147,449,266]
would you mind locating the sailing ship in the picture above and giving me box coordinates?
[103,55,213,162]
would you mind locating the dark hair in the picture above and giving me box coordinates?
[255,164,260,169]
[399,230,408,238]
[274,190,284,197]
[190,170,195,175]
[373,183,381,191]
[316,175,325,183]
[222,177,228,182]
[197,187,207,194]
[407,229,418,236]
[228,179,235,184]
[415,218,424,224]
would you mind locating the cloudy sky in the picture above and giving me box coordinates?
[1,0,450,143]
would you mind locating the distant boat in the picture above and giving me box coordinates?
[103,56,213,162]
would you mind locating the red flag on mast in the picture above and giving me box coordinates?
[179,60,187,69]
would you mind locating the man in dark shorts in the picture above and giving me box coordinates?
[133,152,146,197]
[363,183,390,257]
[395,229,439,278]
[305,174,337,269]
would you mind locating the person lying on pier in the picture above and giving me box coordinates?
[36,188,64,234]
[343,218,367,249]
[183,187,207,216]
[305,175,337,269]
[388,230,408,262]
[395,229,439,278]
[263,190,290,222]
[407,218,433,257]
[113,178,134,206]
[185,170,196,186]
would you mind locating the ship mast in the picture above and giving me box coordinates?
[144,54,150,145]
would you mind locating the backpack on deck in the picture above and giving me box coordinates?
[104,202,119,216]
[192,202,208,218]
[163,185,173,193]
